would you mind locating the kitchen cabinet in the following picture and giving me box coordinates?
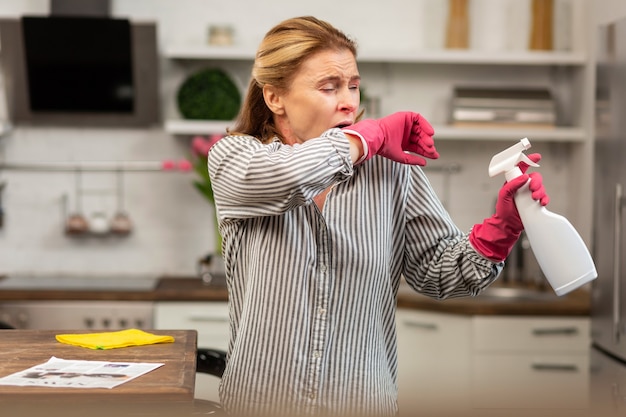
[161,0,594,245]
[471,316,590,413]
[396,308,471,416]
[153,301,229,402]
[396,310,591,416]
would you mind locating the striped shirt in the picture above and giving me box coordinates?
[208,128,501,416]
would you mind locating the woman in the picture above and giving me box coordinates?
[208,16,548,417]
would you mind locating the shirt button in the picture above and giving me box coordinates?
[320,265,327,273]
[310,393,316,400]
[313,350,321,358]
[318,308,327,317]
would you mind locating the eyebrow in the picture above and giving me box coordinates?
[317,75,361,84]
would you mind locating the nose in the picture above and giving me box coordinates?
[338,87,359,113]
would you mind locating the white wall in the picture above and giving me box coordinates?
[593,0,626,25]
[0,1,581,278]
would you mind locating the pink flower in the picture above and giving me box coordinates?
[192,135,223,157]
[177,159,193,172]
[161,159,176,171]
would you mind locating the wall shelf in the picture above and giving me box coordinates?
[164,119,585,142]
[164,119,233,135]
[432,125,586,142]
[163,45,587,66]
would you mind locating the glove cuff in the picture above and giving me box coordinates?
[342,129,369,164]
[469,220,522,263]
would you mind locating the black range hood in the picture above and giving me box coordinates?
[0,0,159,127]
[22,15,134,114]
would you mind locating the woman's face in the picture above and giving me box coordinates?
[267,49,361,145]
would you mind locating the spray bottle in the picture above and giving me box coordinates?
[489,138,597,296]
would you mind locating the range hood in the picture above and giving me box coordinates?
[0,0,160,127]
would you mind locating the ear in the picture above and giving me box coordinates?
[263,84,285,115]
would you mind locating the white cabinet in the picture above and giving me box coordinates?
[397,311,591,416]
[471,316,590,413]
[154,301,229,402]
[396,308,471,416]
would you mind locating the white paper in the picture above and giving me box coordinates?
[0,356,164,389]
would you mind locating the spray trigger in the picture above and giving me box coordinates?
[488,137,539,179]
[519,153,540,169]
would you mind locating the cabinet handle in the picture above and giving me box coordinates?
[531,363,579,372]
[531,327,579,336]
[403,320,438,331]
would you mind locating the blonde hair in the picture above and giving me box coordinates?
[230,16,358,143]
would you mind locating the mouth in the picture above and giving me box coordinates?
[334,122,352,129]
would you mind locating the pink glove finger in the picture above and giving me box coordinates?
[409,117,434,141]
[402,154,428,166]
[415,114,435,136]
[502,174,530,196]
[415,135,439,159]
[402,139,437,162]
[519,153,541,174]
[388,146,428,166]
[528,172,550,206]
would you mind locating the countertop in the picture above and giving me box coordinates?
[0,275,590,316]
[397,281,591,316]
[0,329,198,417]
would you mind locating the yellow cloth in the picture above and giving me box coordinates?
[55,328,175,350]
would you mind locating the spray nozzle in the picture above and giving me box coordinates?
[488,138,539,181]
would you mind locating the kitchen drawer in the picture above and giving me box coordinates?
[472,352,589,409]
[396,309,471,415]
[472,316,590,353]
[153,301,229,349]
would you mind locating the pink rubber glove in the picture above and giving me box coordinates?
[469,153,549,262]
[343,112,439,165]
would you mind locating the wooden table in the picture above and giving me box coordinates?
[0,329,199,416]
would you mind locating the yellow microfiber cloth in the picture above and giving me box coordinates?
[55,328,175,350]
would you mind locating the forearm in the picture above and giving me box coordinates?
[401,166,500,299]
[404,234,501,300]
[209,130,354,219]
[343,132,366,164]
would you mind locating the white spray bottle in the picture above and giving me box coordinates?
[489,138,597,296]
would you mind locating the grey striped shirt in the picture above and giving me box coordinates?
[208,128,501,416]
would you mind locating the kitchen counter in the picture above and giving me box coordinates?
[0,329,199,417]
[0,275,590,316]
[397,281,591,316]
[0,276,228,302]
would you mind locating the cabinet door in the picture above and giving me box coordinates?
[472,316,590,353]
[154,301,229,348]
[471,316,590,411]
[472,352,589,409]
[396,309,471,416]
[154,301,229,402]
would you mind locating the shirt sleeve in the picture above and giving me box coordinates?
[401,165,502,299]
[208,128,354,221]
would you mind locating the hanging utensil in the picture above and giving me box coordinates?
[110,168,133,235]
[65,169,89,235]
